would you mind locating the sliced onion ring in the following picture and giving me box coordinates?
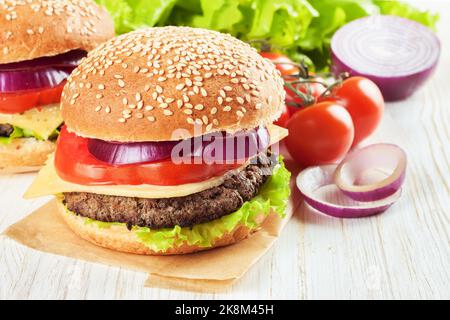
[87,127,270,165]
[334,144,407,202]
[296,143,407,218]
[296,165,402,218]
[0,50,86,92]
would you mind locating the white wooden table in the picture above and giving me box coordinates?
[0,2,449,300]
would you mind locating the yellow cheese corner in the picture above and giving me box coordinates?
[25,125,288,199]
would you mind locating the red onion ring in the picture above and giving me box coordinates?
[0,50,86,92]
[296,144,407,218]
[334,144,407,202]
[87,127,270,165]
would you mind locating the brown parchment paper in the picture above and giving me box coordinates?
[0,166,41,174]
[3,157,301,293]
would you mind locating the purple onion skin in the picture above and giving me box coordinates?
[302,193,393,218]
[340,170,406,202]
[332,52,438,102]
[0,50,86,71]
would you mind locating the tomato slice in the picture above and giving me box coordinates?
[55,126,244,186]
[0,82,65,114]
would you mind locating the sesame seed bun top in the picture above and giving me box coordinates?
[61,27,286,142]
[0,0,115,64]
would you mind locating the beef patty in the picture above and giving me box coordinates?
[0,124,14,137]
[63,153,275,229]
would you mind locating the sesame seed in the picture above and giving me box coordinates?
[145,106,154,111]
[105,106,111,113]
[95,106,102,112]
[219,90,226,98]
[211,107,218,115]
[194,104,204,110]
[118,80,125,87]
[118,118,126,123]
[183,109,193,115]
[156,85,163,94]
[187,117,195,124]
[223,86,232,92]
[98,84,105,90]
[147,116,156,122]
[136,93,142,101]
[159,103,168,109]
[163,109,173,116]
[223,106,231,112]
[236,110,244,117]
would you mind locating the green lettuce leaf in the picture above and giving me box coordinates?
[95,0,439,71]
[75,157,291,253]
[0,125,59,145]
[0,126,24,145]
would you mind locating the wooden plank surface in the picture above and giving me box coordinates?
[0,1,449,300]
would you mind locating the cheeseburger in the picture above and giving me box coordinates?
[0,0,114,172]
[26,27,291,255]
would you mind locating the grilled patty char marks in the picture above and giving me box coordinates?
[0,124,14,137]
[63,153,274,229]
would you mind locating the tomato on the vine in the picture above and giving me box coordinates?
[0,82,66,114]
[285,102,355,167]
[260,52,327,127]
[260,52,300,77]
[274,105,291,128]
[324,77,384,147]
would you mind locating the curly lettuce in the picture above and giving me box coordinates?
[95,0,438,70]
[77,158,291,253]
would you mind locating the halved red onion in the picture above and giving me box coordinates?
[87,127,270,165]
[331,15,440,101]
[0,50,86,92]
[334,144,407,202]
[296,165,402,218]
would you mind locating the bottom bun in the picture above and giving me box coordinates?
[0,138,55,173]
[56,199,265,255]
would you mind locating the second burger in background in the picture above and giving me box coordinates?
[0,0,114,172]
[26,27,291,255]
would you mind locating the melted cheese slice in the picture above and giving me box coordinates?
[25,124,288,199]
[0,105,63,140]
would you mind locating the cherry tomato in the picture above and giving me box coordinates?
[261,52,326,117]
[0,82,65,114]
[260,52,299,77]
[285,102,355,167]
[330,77,384,147]
[285,79,326,112]
[55,127,244,186]
[274,105,291,128]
